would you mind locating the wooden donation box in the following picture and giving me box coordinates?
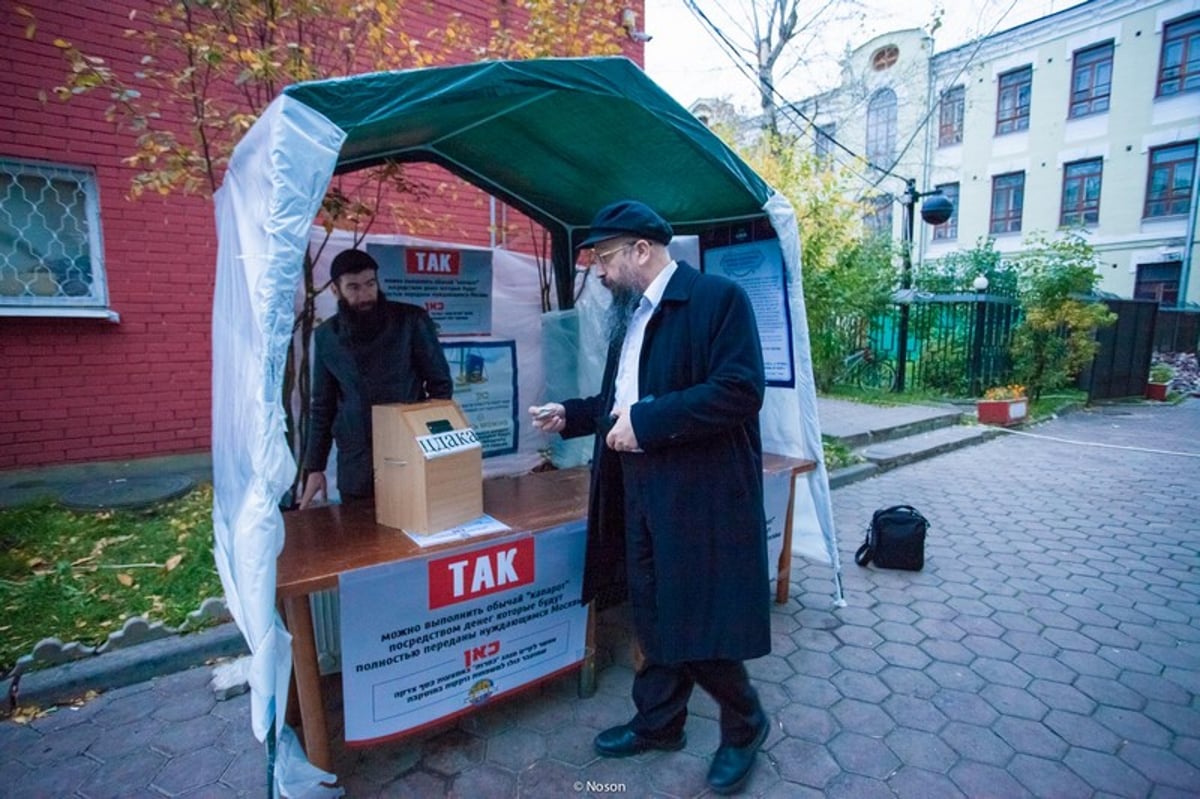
[371,399,483,535]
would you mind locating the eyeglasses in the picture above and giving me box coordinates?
[590,241,636,267]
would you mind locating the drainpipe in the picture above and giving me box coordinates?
[1179,159,1200,307]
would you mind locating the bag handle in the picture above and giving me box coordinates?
[878,504,922,518]
[854,539,873,566]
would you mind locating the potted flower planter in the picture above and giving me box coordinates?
[1146,364,1172,401]
[977,397,1028,425]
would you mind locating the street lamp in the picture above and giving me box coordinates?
[894,178,954,392]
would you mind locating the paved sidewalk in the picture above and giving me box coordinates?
[3,400,1198,797]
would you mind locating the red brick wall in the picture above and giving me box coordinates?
[0,2,644,470]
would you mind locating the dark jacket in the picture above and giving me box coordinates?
[562,262,770,663]
[303,299,453,498]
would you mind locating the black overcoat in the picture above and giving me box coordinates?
[303,300,453,497]
[562,262,770,664]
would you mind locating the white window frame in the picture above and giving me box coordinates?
[0,158,116,320]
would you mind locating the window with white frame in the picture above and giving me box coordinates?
[1,159,108,310]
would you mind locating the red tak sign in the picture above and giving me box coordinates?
[406,248,460,276]
[428,539,535,609]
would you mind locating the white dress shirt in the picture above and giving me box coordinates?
[613,260,678,411]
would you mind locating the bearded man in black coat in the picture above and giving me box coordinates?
[530,200,771,795]
[299,248,453,507]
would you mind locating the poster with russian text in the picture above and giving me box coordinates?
[338,523,587,744]
[703,239,795,388]
[441,340,518,458]
[368,243,493,335]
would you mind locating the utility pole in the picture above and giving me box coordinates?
[894,178,953,392]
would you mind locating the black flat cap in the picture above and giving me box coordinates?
[578,200,674,248]
[330,249,379,281]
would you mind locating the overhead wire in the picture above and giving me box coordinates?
[681,0,880,188]
[865,0,1024,190]
[682,0,1026,197]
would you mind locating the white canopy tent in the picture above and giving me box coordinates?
[211,57,842,797]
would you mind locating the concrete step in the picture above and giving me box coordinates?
[828,423,1002,489]
[858,424,1002,472]
[821,404,964,450]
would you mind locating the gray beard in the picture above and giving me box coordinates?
[605,285,642,347]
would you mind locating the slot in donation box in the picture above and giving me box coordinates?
[372,399,483,535]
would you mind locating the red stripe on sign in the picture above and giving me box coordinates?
[406,248,461,276]
[428,538,535,609]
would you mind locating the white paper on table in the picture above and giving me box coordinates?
[403,514,512,547]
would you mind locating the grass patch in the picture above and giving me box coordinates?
[0,484,222,676]
[825,384,957,406]
[1028,389,1088,421]
[821,436,862,471]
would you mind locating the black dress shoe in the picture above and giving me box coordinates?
[706,715,769,795]
[593,723,686,757]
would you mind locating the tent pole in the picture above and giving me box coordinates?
[551,228,575,310]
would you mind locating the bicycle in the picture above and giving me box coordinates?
[838,346,896,391]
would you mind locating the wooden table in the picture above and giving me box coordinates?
[277,456,813,771]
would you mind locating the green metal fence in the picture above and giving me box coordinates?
[840,293,1022,396]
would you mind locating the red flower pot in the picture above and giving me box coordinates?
[1145,382,1169,401]
[977,398,1028,426]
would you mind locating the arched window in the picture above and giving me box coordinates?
[867,89,897,167]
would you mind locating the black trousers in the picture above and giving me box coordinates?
[619,456,764,748]
[629,658,763,747]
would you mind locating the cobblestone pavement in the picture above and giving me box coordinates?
[3,400,1197,797]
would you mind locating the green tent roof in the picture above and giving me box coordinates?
[284,57,772,252]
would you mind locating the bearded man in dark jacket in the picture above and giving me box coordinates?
[299,249,453,507]
[530,200,771,795]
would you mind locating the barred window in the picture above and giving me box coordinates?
[1,159,109,312]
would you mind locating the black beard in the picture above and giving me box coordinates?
[339,293,387,341]
[605,284,642,347]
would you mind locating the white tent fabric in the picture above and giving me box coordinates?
[212,95,346,798]
[213,91,842,797]
[764,193,845,595]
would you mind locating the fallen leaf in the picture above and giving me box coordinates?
[117,573,134,587]
[165,554,183,572]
